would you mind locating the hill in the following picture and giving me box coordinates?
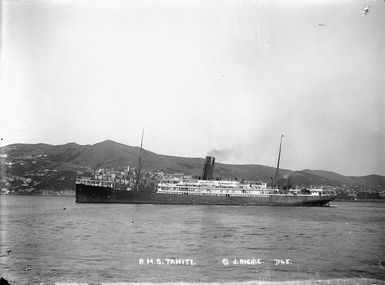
[1,140,384,192]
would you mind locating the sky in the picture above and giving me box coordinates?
[0,0,384,176]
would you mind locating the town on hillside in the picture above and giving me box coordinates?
[0,151,384,200]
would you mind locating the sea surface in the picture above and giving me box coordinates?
[0,195,384,284]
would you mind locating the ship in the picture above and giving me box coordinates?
[76,134,336,206]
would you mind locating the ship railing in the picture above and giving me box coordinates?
[157,187,336,197]
[158,182,273,191]
[157,189,257,197]
[157,184,280,194]
[76,178,114,188]
[157,188,289,197]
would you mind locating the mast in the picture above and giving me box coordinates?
[274,134,284,188]
[135,129,144,191]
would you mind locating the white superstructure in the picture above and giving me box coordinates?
[158,178,276,197]
[157,178,331,197]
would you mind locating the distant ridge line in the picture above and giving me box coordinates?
[1,140,385,187]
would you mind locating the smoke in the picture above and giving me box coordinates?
[207,149,231,162]
[206,133,283,166]
[207,148,243,164]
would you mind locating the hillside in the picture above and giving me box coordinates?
[1,140,384,192]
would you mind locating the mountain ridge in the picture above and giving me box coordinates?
[1,140,385,188]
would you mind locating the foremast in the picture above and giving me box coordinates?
[274,134,284,188]
[134,129,144,191]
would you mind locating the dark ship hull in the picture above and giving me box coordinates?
[76,184,335,206]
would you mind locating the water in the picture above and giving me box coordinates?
[1,195,384,284]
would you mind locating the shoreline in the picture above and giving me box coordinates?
[333,198,385,203]
[1,193,384,202]
[0,192,75,197]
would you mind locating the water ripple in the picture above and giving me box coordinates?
[1,196,384,284]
